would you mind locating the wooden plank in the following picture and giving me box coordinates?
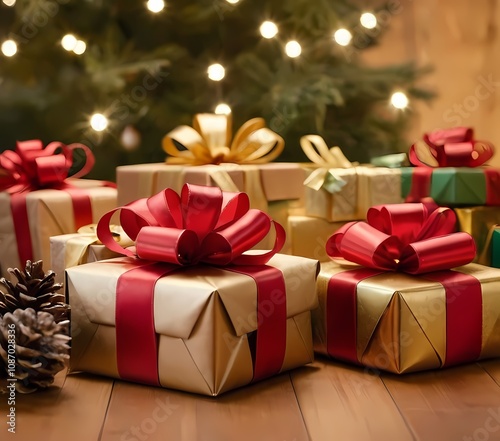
[2,371,114,441]
[383,363,500,441]
[101,373,309,441]
[479,359,500,386]
[290,359,414,441]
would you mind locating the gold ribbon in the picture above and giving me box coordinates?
[300,135,355,193]
[64,224,131,269]
[162,113,284,165]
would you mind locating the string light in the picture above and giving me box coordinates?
[226,0,240,3]
[207,63,225,81]
[61,34,77,51]
[260,21,278,39]
[2,0,16,6]
[146,0,165,13]
[90,113,109,132]
[333,29,352,46]
[285,40,301,58]
[73,40,86,55]
[1,40,17,57]
[215,103,232,115]
[390,91,409,109]
[360,12,377,29]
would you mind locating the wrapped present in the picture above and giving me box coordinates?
[454,206,500,264]
[68,184,319,396]
[492,227,500,268]
[402,127,500,205]
[301,134,402,221]
[287,215,347,261]
[0,140,117,277]
[50,225,133,287]
[313,203,500,374]
[116,114,305,252]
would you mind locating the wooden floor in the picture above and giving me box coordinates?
[4,358,500,441]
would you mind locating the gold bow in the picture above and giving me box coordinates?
[162,113,284,165]
[300,135,355,192]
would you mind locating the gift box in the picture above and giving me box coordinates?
[454,206,500,264]
[287,215,346,261]
[50,225,133,287]
[401,167,500,206]
[0,140,117,277]
[312,203,500,373]
[402,127,500,205]
[303,166,403,221]
[68,184,319,396]
[117,115,305,252]
[492,227,500,268]
[313,261,500,374]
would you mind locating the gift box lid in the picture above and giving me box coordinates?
[67,254,319,340]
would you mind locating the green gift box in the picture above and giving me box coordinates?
[492,228,500,268]
[401,167,500,206]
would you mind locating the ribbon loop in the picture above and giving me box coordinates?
[0,140,96,192]
[97,183,285,266]
[162,114,284,165]
[409,127,494,168]
[327,203,476,274]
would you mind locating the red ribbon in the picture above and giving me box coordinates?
[326,203,476,274]
[97,184,287,386]
[0,140,101,265]
[409,127,494,168]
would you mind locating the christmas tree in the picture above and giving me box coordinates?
[0,0,432,180]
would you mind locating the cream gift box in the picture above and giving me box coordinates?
[67,253,319,396]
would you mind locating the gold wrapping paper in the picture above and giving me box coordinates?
[0,180,117,279]
[50,226,133,287]
[313,261,500,374]
[304,166,403,222]
[116,162,304,252]
[454,206,500,265]
[68,254,319,396]
[287,216,347,261]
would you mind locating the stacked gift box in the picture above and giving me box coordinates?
[287,135,404,261]
[4,119,500,398]
[400,127,500,265]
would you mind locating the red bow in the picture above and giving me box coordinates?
[326,203,476,274]
[97,183,285,266]
[0,140,95,193]
[409,127,494,167]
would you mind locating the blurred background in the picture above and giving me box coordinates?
[0,0,498,179]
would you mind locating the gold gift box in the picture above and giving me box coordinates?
[116,163,305,253]
[67,254,319,396]
[287,215,346,262]
[304,166,403,222]
[0,180,117,278]
[313,261,500,374]
[50,226,133,287]
[454,206,500,265]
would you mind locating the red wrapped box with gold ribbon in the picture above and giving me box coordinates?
[313,203,500,373]
[67,184,319,396]
[0,140,117,277]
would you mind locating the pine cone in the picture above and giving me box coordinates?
[0,308,70,393]
[0,260,68,323]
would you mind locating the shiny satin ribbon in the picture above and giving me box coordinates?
[97,184,287,385]
[300,135,355,193]
[326,203,476,274]
[162,113,284,165]
[0,140,102,265]
[326,267,483,368]
[409,126,494,168]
